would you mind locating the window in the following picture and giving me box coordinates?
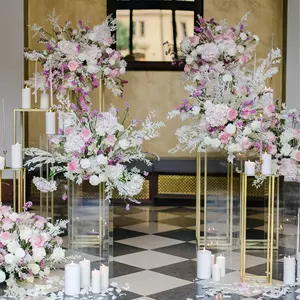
[107,0,204,70]
[140,21,145,37]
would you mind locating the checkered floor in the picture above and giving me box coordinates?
[64,205,299,300]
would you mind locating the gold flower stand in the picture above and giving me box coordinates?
[240,173,276,284]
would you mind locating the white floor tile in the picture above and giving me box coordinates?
[121,222,181,234]
[129,212,178,222]
[116,234,184,249]
[113,250,187,269]
[111,270,191,296]
[132,297,156,300]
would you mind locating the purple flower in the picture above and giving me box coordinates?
[143,171,149,176]
[62,193,68,201]
[23,201,33,210]
[125,101,130,109]
[125,204,130,211]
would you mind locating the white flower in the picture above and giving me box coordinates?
[5,254,15,265]
[96,154,108,165]
[51,247,65,262]
[186,55,194,65]
[251,120,261,132]
[204,137,212,146]
[32,248,46,262]
[191,106,200,116]
[180,36,191,53]
[224,40,237,56]
[120,66,126,75]
[28,263,40,275]
[118,139,130,150]
[87,64,100,74]
[9,212,19,222]
[7,241,20,254]
[33,177,57,193]
[223,74,232,82]
[201,43,219,61]
[205,103,228,127]
[243,126,252,135]
[281,144,292,157]
[57,41,78,58]
[121,174,144,197]
[210,138,221,148]
[225,124,236,135]
[15,248,26,259]
[106,164,125,180]
[19,227,32,242]
[80,158,91,169]
[237,45,244,53]
[98,174,107,182]
[253,35,259,41]
[240,32,247,41]
[228,143,242,153]
[89,175,100,186]
[0,270,5,283]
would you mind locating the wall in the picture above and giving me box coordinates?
[0,0,24,177]
[27,0,285,158]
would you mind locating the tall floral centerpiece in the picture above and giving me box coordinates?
[24,12,165,262]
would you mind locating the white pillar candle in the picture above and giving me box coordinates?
[100,264,109,291]
[245,160,255,176]
[284,256,295,285]
[22,87,31,109]
[58,111,64,133]
[262,153,272,175]
[216,255,226,277]
[0,157,4,170]
[40,92,49,109]
[11,143,22,169]
[46,112,56,135]
[212,263,220,282]
[197,247,212,279]
[79,258,91,289]
[64,261,80,296]
[297,252,300,279]
[211,254,215,265]
[92,269,101,294]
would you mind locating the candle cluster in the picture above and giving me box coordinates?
[244,153,272,176]
[197,247,225,282]
[64,259,109,296]
[22,86,50,110]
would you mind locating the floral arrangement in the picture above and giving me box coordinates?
[0,203,67,286]
[25,10,127,105]
[24,103,165,204]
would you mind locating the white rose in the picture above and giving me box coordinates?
[106,48,114,55]
[44,267,51,276]
[223,74,232,82]
[243,126,252,135]
[9,213,19,222]
[89,175,100,186]
[80,158,91,169]
[251,120,261,132]
[26,275,34,284]
[191,50,198,58]
[87,64,100,74]
[15,248,26,259]
[204,137,212,146]
[119,139,130,150]
[281,144,292,157]
[120,67,126,75]
[186,55,194,64]
[253,35,259,41]
[201,43,219,61]
[28,263,40,275]
[19,227,32,242]
[96,154,108,165]
[32,248,46,262]
[211,138,221,148]
[0,270,5,283]
[191,106,200,116]
[51,247,65,262]
[98,174,107,182]
[7,241,20,254]
[123,174,144,197]
[180,36,192,52]
[225,124,236,135]
[240,32,247,41]
[5,254,15,265]
[237,45,244,53]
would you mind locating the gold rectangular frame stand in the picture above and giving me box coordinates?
[0,168,26,213]
[196,151,234,247]
[240,174,276,284]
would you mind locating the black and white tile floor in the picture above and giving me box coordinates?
[66,205,299,299]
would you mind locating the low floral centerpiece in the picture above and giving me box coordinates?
[0,203,67,287]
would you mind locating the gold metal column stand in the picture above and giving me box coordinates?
[240,174,276,284]
[196,151,234,247]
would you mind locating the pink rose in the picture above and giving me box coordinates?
[68,60,79,72]
[0,232,11,240]
[30,235,45,248]
[239,54,250,63]
[266,131,276,143]
[263,104,275,117]
[227,108,238,121]
[68,160,78,172]
[184,65,191,73]
[219,132,231,144]
[81,128,91,142]
[105,135,117,146]
[103,37,113,46]
[2,218,13,231]
[268,144,277,155]
[0,206,10,216]
[110,69,119,78]
[295,151,300,162]
[241,137,251,150]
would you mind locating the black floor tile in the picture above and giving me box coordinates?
[245,261,285,281]
[113,228,147,241]
[114,216,145,228]
[154,242,197,259]
[111,242,146,257]
[109,261,144,278]
[155,229,196,242]
[159,217,196,228]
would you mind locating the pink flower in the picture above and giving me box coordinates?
[105,135,117,146]
[2,218,13,230]
[219,132,231,144]
[81,128,91,142]
[239,54,250,63]
[30,235,46,248]
[103,37,113,46]
[295,151,300,162]
[227,108,238,121]
[0,232,11,240]
[66,127,73,135]
[266,131,276,143]
[68,60,79,72]
[184,65,191,73]
[110,69,119,78]
[241,137,251,150]
[0,206,10,216]
[54,236,63,246]
[263,104,275,117]
[68,160,79,172]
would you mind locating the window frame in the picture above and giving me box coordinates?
[107,0,204,71]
